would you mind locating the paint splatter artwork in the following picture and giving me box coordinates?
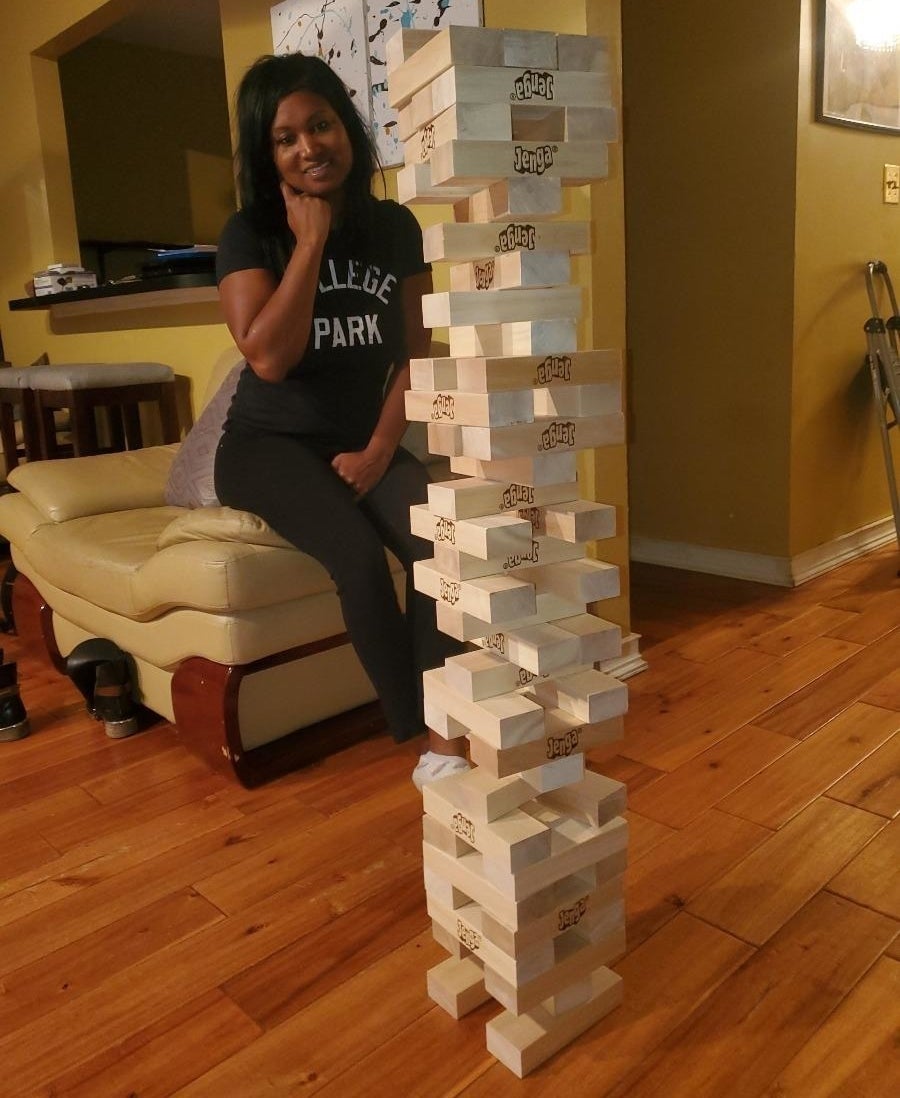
[271,0,482,165]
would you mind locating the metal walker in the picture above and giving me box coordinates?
[864,260,900,562]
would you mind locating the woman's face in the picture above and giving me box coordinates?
[271,90,353,200]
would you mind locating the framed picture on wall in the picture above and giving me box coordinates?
[271,0,484,166]
[815,0,899,134]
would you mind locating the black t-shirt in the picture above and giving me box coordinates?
[216,198,429,451]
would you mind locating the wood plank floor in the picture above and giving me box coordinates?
[0,546,898,1096]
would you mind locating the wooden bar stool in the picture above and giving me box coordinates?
[27,362,180,459]
[0,369,41,474]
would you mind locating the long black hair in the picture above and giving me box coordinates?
[234,53,382,273]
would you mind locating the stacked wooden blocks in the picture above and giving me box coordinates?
[388,25,627,1078]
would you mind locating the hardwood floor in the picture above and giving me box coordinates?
[0,547,897,1096]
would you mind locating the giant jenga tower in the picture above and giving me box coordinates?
[387,25,628,1077]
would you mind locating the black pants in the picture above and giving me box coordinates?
[215,425,460,741]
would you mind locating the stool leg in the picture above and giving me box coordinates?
[69,393,99,457]
[20,391,41,462]
[0,400,19,473]
[36,397,59,459]
[158,382,180,443]
[121,403,143,450]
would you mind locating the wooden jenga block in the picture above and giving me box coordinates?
[430,765,534,823]
[565,105,618,142]
[538,770,627,829]
[448,321,580,360]
[404,387,533,428]
[469,713,623,779]
[409,356,458,391]
[510,105,566,143]
[432,917,471,960]
[427,894,557,984]
[424,696,470,741]
[411,102,513,164]
[532,382,621,418]
[388,25,505,108]
[423,782,552,873]
[455,349,622,393]
[423,286,581,328]
[450,451,579,488]
[527,668,629,724]
[444,648,521,701]
[445,513,534,560]
[435,591,584,643]
[545,974,596,1016]
[454,177,563,223]
[427,420,464,456]
[427,476,579,521]
[449,251,571,293]
[481,811,627,904]
[503,28,558,68]
[479,872,624,955]
[397,161,479,205]
[421,666,545,749]
[484,925,626,1016]
[433,544,508,581]
[414,559,537,624]
[485,967,622,1077]
[521,752,587,794]
[512,558,619,604]
[423,815,474,860]
[385,27,439,73]
[427,955,490,1020]
[423,220,591,263]
[556,33,610,74]
[555,613,623,663]
[431,66,610,122]
[476,622,582,676]
[541,500,617,543]
[423,835,617,930]
[448,413,624,462]
[429,139,609,188]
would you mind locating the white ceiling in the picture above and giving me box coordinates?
[99,0,223,59]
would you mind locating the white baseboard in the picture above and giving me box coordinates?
[630,516,898,588]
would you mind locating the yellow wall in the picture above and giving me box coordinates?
[790,0,900,555]
[624,0,800,558]
[59,37,232,245]
[624,0,900,562]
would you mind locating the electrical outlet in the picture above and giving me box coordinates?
[885,164,900,205]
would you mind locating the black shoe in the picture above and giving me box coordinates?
[93,661,138,739]
[0,659,29,741]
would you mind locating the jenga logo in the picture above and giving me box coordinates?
[558,896,589,931]
[485,633,506,655]
[495,223,536,253]
[517,506,545,534]
[457,920,482,952]
[431,393,455,421]
[473,260,495,290]
[547,727,582,759]
[511,70,555,101]
[540,421,576,451]
[503,541,539,570]
[451,812,475,844]
[501,482,534,509]
[439,578,461,605]
[518,667,536,686]
[421,123,435,161]
[535,354,572,385]
[435,517,456,544]
[513,144,557,176]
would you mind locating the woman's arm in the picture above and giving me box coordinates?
[218,186,331,382]
[331,269,433,495]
